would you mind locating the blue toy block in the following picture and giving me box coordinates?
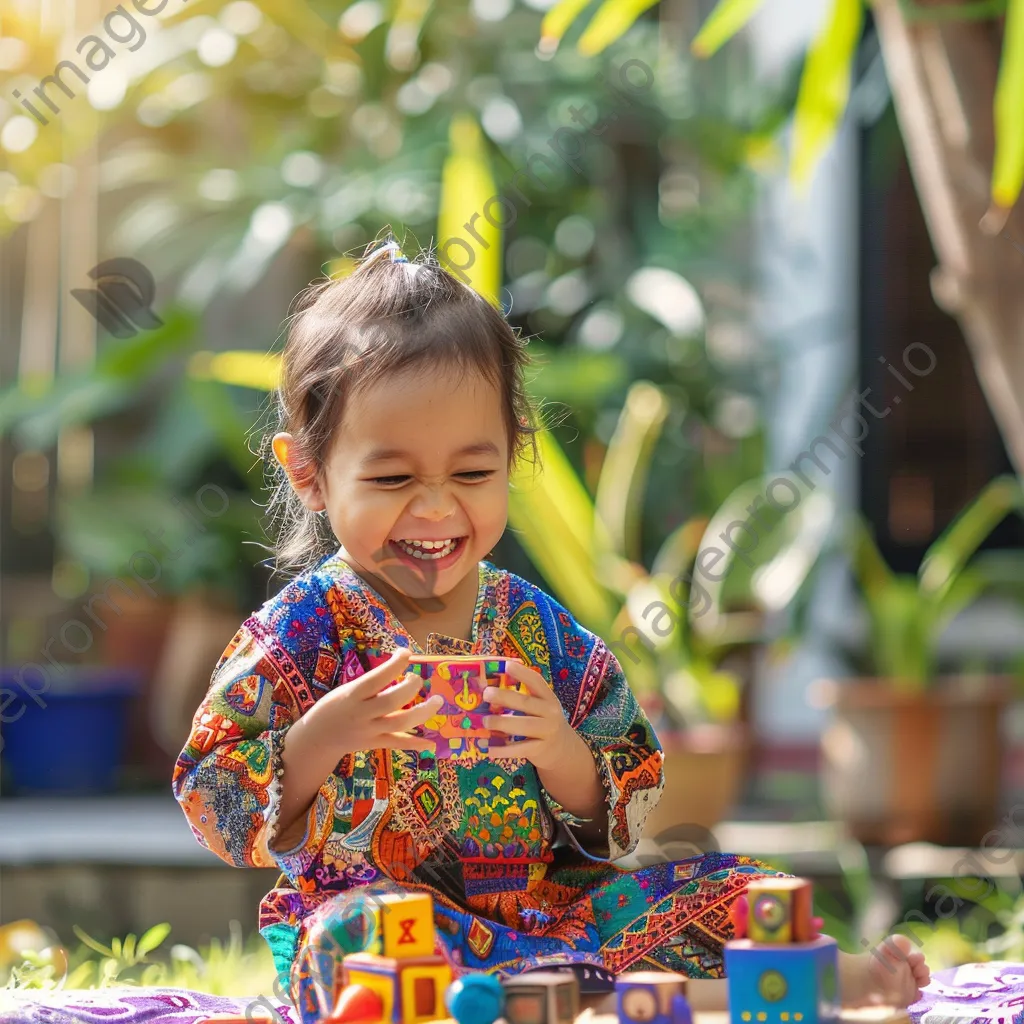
[616,972,690,1024]
[724,935,839,1024]
[446,975,506,1024]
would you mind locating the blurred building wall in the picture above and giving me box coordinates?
[748,0,860,741]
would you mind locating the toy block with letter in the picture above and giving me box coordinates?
[331,891,451,1024]
[725,878,839,1024]
[359,892,435,959]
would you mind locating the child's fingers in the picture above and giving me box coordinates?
[374,672,427,714]
[504,660,554,700]
[482,686,540,715]
[352,649,412,698]
[381,696,444,733]
[484,714,545,738]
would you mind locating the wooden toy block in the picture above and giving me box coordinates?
[503,972,579,1024]
[343,951,452,1024]
[724,935,839,1024]
[616,972,691,1024]
[745,879,815,945]
[368,891,435,959]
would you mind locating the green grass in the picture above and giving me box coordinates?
[2,922,278,997]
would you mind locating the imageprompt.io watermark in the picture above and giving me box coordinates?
[11,0,190,127]
[71,257,163,339]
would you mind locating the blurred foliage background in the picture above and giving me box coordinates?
[0,0,787,709]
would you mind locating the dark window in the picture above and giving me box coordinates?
[858,50,1024,572]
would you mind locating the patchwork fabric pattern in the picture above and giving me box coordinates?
[172,553,782,1024]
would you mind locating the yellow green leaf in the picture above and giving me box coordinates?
[576,0,662,56]
[437,115,501,306]
[188,351,281,391]
[790,0,864,188]
[992,0,1024,209]
[508,430,618,633]
[540,0,595,49]
[691,0,767,59]
[594,380,669,562]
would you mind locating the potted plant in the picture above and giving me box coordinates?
[502,381,836,832]
[0,322,265,788]
[812,475,1024,846]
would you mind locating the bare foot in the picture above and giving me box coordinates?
[839,935,931,1009]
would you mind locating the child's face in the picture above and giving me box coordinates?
[281,364,510,600]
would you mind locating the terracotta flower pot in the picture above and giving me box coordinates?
[817,676,1010,846]
[641,723,749,838]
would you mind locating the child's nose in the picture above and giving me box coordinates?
[412,487,457,520]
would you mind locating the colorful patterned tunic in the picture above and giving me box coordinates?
[172,553,776,1020]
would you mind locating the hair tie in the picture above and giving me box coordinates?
[383,240,408,263]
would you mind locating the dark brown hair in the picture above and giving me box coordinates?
[260,234,539,577]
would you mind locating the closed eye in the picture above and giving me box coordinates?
[368,471,496,486]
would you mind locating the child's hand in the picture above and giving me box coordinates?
[483,660,580,771]
[305,648,442,758]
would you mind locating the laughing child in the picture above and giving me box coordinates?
[173,237,929,1023]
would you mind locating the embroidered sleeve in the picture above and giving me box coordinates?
[172,610,339,883]
[531,585,665,861]
[563,642,664,861]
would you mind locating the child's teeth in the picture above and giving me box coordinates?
[395,538,459,560]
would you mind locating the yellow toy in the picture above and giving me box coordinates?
[335,891,452,1024]
[360,892,436,959]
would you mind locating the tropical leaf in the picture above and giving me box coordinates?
[595,380,670,563]
[188,351,282,392]
[576,0,663,56]
[0,307,200,444]
[507,430,619,634]
[867,575,930,687]
[652,516,709,580]
[688,473,838,640]
[919,475,1024,601]
[691,0,768,58]
[790,0,864,188]
[848,515,895,606]
[992,0,1024,210]
[540,0,596,49]
[437,115,500,306]
[257,0,361,62]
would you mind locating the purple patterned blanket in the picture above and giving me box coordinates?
[909,962,1024,1024]
[3,964,1024,1024]
[0,988,296,1024]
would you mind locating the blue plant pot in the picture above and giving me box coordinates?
[0,668,140,795]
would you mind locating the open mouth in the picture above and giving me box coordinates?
[391,537,466,562]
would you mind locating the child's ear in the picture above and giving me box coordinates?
[272,432,327,512]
